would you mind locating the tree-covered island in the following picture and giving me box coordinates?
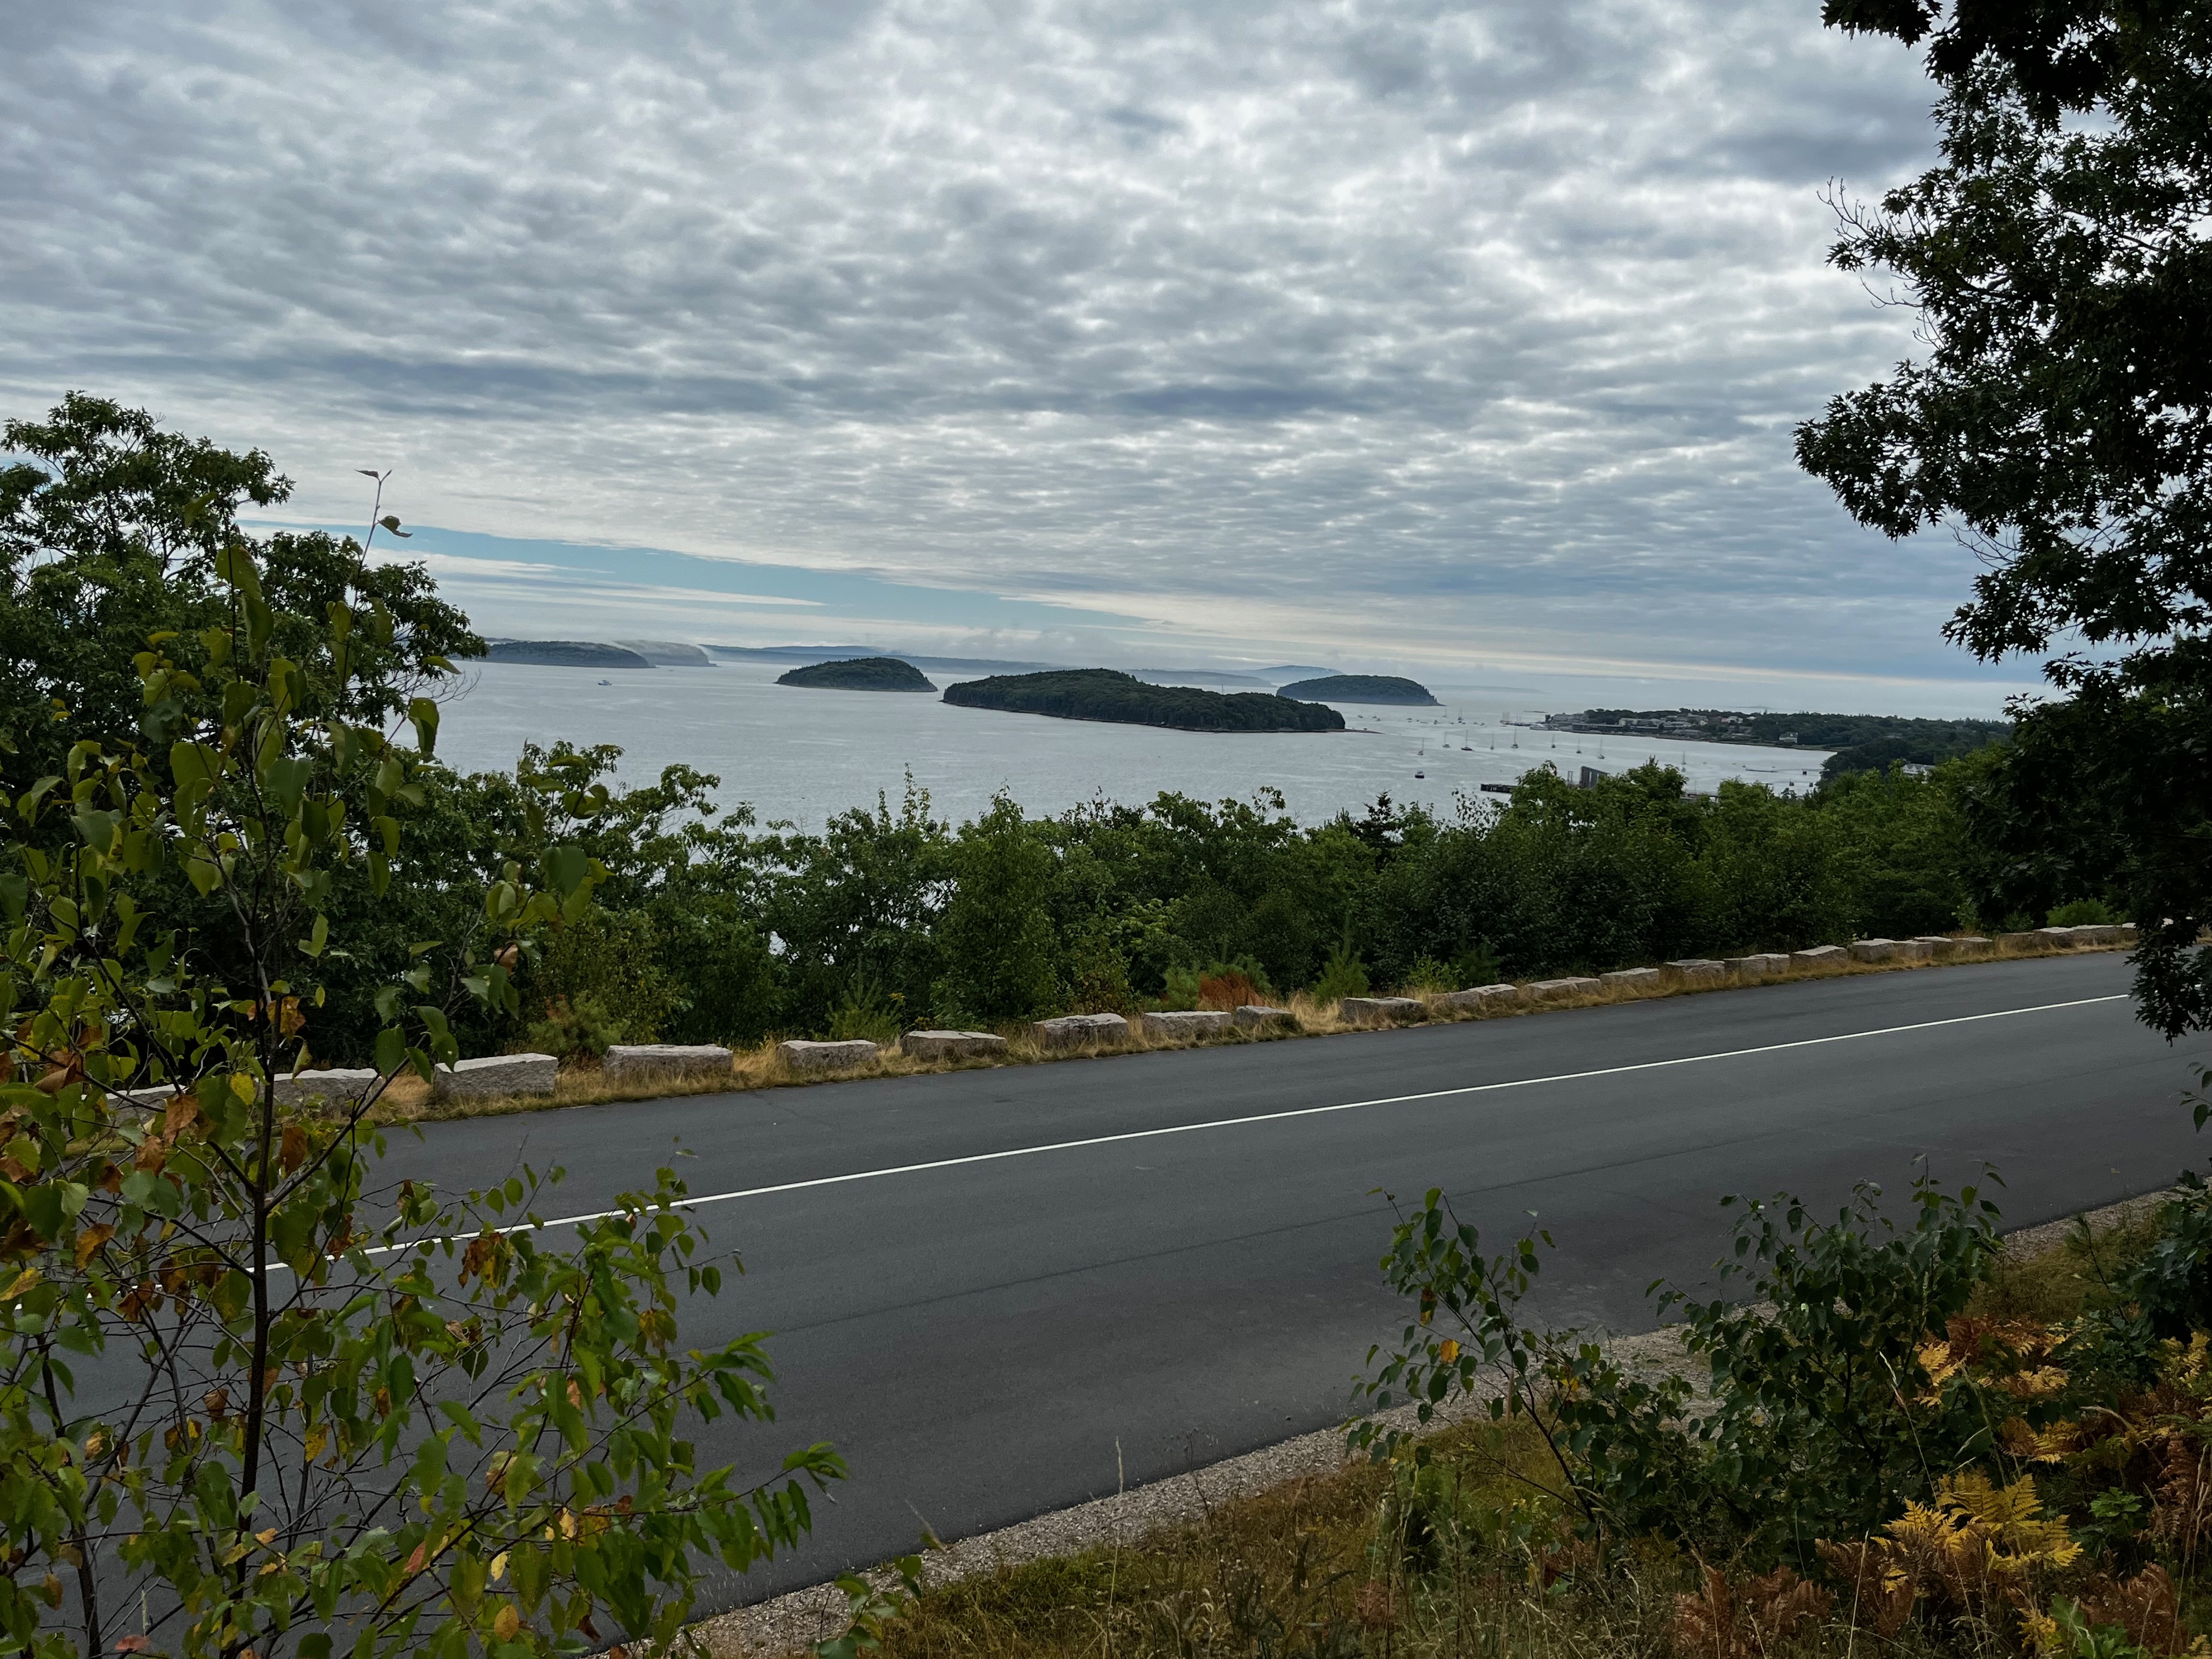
[776,655,937,691]
[1277,673,1440,705]
[943,668,1346,732]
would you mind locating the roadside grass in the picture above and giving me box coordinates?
[761,1200,2185,1659]
[362,937,2121,1126]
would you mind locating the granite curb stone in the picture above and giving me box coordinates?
[605,1043,733,1086]
[899,1030,1007,1062]
[1141,1011,1234,1041]
[1033,1013,1133,1050]
[1848,939,1898,964]
[1663,959,1728,987]
[273,1068,379,1108]
[433,1053,558,1100]
[1232,1005,1297,1030]
[1523,977,1602,1002]
[776,1040,882,1073]
[1725,954,1791,978]
[1791,945,1849,970]
[1436,983,1519,1012]
[1600,968,1663,996]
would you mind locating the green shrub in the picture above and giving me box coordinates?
[526,991,629,1061]
[827,972,906,1046]
[521,907,678,1052]
[1312,943,1370,1003]
[2050,897,2125,926]
[1356,1170,2007,1566]
[1448,942,1504,988]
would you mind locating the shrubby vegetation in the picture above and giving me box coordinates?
[816,1166,2212,1659]
[336,744,2021,1062]
[0,396,844,1656]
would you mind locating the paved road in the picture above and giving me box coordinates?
[390,953,2208,1605]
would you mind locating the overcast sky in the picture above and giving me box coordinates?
[2,1,2032,713]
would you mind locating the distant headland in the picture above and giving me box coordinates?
[484,639,652,668]
[776,656,937,692]
[1277,673,1439,706]
[943,669,1346,733]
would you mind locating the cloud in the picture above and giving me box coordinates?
[0,0,2012,707]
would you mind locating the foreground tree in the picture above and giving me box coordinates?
[0,400,843,1656]
[1799,0,2212,1034]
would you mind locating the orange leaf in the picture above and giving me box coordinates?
[115,1637,153,1654]
[403,1543,427,1577]
[280,1125,308,1175]
[74,1224,115,1267]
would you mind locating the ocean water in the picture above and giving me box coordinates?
[432,661,1831,831]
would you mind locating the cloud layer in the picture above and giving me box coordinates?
[2,0,2014,704]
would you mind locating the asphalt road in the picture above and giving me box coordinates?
[388,953,2209,1605]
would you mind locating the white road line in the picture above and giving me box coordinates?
[334,992,2126,1264]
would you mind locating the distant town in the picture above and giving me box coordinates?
[1541,708,2013,780]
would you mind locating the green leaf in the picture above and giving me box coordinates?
[407,697,440,757]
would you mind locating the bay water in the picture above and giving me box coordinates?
[433,661,1830,831]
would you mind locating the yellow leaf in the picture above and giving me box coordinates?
[493,1605,521,1641]
[2,1266,42,1301]
[489,1551,508,1581]
[1437,1339,1460,1363]
[303,1426,328,1463]
[256,1527,278,1546]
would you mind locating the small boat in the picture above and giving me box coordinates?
[1414,770,1426,779]
[597,679,612,686]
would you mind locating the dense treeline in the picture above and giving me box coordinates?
[306,738,2049,1065]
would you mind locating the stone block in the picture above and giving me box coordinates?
[605,1044,733,1086]
[2070,923,2124,946]
[1995,931,2046,951]
[1791,945,1848,970]
[1663,958,1728,987]
[1233,1004,1297,1030]
[1600,968,1663,996]
[1893,938,1934,962]
[1141,1010,1234,1041]
[2122,922,2140,941]
[1725,954,1791,978]
[776,1039,881,1073]
[899,1029,1007,1062]
[1436,983,1518,1012]
[1848,939,1898,964]
[1951,935,1994,952]
[1032,1013,1132,1050]
[1524,977,1602,1002]
[433,1053,558,1101]
[1339,996,1425,1025]
[2035,927,2083,949]
[273,1067,379,1109]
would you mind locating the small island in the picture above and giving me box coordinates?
[1277,673,1440,706]
[776,656,936,692]
[486,639,652,669]
[943,669,1345,732]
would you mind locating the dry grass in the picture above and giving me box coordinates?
[377,936,2121,1127]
